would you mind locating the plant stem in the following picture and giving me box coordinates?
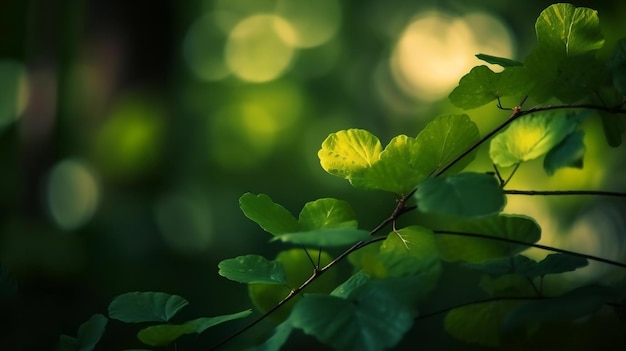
[434,111,522,177]
[434,102,626,178]
[504,190,626,197]
[415,296,545,320]
[433,230,626,269]
[208,193,410,350]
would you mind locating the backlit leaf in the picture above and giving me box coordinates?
[298,198,357,231]
[444,300,521,347]
[413,114,481,176]
[318,129,382,184]
[449,66,532,109]
[239,193,299,236]
[535,4,604,57]
[108,292,188,323]
[435,214,541,263]
[363,134,426,194]
[415,173,505,217]
[137,310,252,346]
[218,255,286,285]
[543,130,585,175]
[489,111,585,168]
[272,228,370,247]
[378,226,441,280]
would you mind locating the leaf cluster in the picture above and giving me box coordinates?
[59,3,626,351]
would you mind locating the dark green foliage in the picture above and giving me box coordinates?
[60,3,626,350]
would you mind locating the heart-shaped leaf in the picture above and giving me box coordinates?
[218,255,286,285]
[435,214,541,263]
[535,4,604,57]
[137,310,252,346]
[108,292,188,323]
[271,228,370,247]
[298,198,357,231]
[415,173,505,217]
[239,193,299,236]
[490,111,585,168]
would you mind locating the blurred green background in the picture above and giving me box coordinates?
[1,0,625,350]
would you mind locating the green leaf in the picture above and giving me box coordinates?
[476,54,523,68]
[137,310,252,347]
[480,274,536,297]
[108,292,188,323]
[600,112,625,147]
[58,335,79,351]
[298,198,357,231]
[137,324,192,347]
[543,130,585,175]
[76,314,108,351]
[465,253,588,277]
[413,114,481,176]
[608,38,626,94]
[503,285,610,332]
[489,111,585,168]
[444,300,522,347]
[435,214,541,263]
[249,321,294,351]
[239,193,299,236]
[449,66,532,109]
[272,228,370,247]
[525,253,588,277]
[331,271,371,299]
[415,173,505,217]
[378,226,441,280]
[525,48,607,103]
[317,116,480,194]
[363,134,427,194]
[464,255,539,276]
[290,288,413,351]
[218,255,286,285]
[248,249,337,323]
[318,128,382,183]
[535,4,604,57]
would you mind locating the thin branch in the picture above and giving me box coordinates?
[434,109,523,177]
[523,103,626,115]
[504,189,626,198]
[501,163,520,187]
[416,296,545,320]
[433,230,626,269]
[433,102,626,178]
[209,193,413,350]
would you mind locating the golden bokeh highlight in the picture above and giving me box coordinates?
[225,15,296,82]
[391,11,514,101]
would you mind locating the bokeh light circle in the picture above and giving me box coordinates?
[391,11,514,101]
[46,159,99,230]
[0,60,29,131]
[225,14,296,82]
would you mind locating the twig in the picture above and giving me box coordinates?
[504,189,626,197]
[415,296,545,320]
[433,230,626,269]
